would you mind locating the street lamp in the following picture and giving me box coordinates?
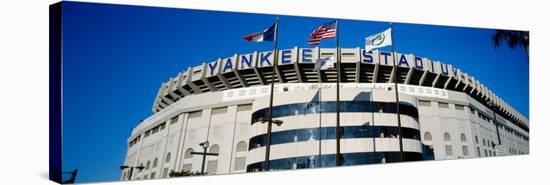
[190,140,219,175]
[120,165,145,181]
[259,117,284,171]
[199,140,209,148]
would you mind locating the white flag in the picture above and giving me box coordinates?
[365,28,392,52]
[314,56,334,71]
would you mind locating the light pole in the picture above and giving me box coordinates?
[120,165,144,181]
[190,140,219,175]
[259,117,283,171]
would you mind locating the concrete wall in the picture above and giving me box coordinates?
[121,83,529,180]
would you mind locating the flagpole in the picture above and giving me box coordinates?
[318,51,323,166]
[389,22,404,161]
[335,19,341,167]
[264,17,279,171]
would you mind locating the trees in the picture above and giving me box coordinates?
[168,170,205,177]
[492,30,529,60]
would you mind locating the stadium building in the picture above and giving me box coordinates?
[121,47,529,180]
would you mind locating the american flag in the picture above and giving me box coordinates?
[308,21,337,45]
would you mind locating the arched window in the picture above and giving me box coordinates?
[424,132,432,141]
[207,144,220,174]
[460,133,467,142]
[184,148,194,159]
[444,132,451,141]
[236,141,247,152]
[210,144,220,154]
[146,160,151,170]
[165,152,171,163]
[153,158,158,168]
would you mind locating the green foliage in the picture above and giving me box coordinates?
[492,30,529,50]
[168,170,206,177]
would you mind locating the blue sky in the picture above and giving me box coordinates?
[61,1,529,183]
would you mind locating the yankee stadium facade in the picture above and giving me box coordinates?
[121,47,529,180]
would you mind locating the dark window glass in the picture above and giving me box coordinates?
[296,157,307,169]
[288,129,298,142]
[324,127,336,140]
[251,101,419,124]
[246,152,423,171]
[342,153,356,166]
[248,126,421,150]
[324,155,336,167]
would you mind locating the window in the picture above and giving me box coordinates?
[207,160,218,174]
[248,126,421,150]
[237,104,252,111]
[144,130,151,137]
[210,144,220,154]
[469,107,475,114]
[378,103,386,113]
[162,168,169,178]
[171,115,179,124]
[236,141,247,152]
[455,104,465,111]
[444,132,451,141]
[483,139,486,146]
[477,147,481,157]
[460,133,467,142]
[438,102,449,108]
[151,126,159,134]
[188,110,202,119]
[212,106,228,115]
[484,149,488,157]
[475,136,479,144]
[153,158,158,168]
[445,145,453,156]
[146,161,151,170]
[424,132,432,141]
[150,172,156,179]
[184,148,194,159]
[251,101,419,124]
[159,123,166,130]
[165,152,171,163]
[296,157,307,169]
[462,145,469,156]
[418,100,431,107]
[234,157,246,171]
